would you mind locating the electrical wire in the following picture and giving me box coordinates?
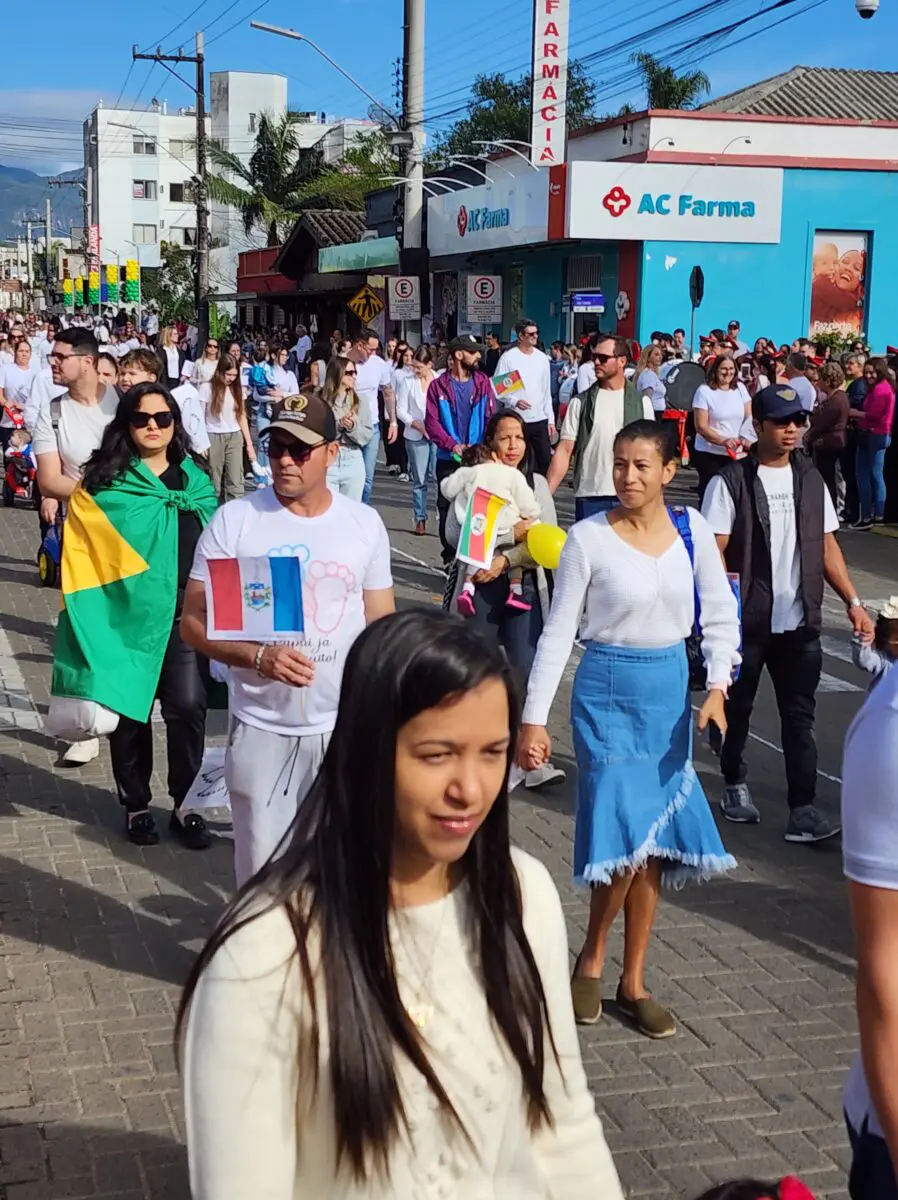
[206,0,273,48]
[140,0,213,55]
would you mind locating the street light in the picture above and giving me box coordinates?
[721,136,752,153]
[449,153,517,180]
[471,140,541,171]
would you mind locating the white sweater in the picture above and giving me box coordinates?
[183,849,624,1200]
[522,510,741,726]
[441,460,543,528]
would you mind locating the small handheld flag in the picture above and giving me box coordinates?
[456,487,507,570]
[205,556,304,641]
[492,370,525,401]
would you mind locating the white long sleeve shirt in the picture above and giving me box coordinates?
[522,510,741,726]
[183,849,624,1200]
[494,347,554,425]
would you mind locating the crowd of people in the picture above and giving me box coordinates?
[0,302,895,1199]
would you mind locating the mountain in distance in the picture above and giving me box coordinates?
[0,163,84,241]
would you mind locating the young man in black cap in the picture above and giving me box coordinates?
[181,391,395,886]
[702,382,873,842]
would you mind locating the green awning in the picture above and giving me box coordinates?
[318,237,399,273]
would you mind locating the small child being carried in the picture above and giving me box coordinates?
[441,443,542,618]
[852,595,898,689]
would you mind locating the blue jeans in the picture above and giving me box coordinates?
[255,403,271,469]
[406,438,436,523]
[361,425,381,505]
[575,495,618,522]
[856,432,891,520]
[327,447,366,502]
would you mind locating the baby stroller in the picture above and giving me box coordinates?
[2,412,38,509]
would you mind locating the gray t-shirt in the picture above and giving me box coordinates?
[32,385,119,482]
[842,665,898,1136]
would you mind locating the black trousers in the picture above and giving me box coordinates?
[841,428,860,523]
[524,419,552,479]
[382,418,408,471]
[692,449,729,504]
[720,629,822,810]
[814,448,841,509]
[436,458,458,562]
[109,621,208,814]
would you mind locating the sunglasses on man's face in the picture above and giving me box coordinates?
[770,414,808,429]
[268,437,319,463]
[593,352,616,364]
[131,410,174,430]
[524,329,539,337]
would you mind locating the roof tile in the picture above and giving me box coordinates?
[702,66,898,122]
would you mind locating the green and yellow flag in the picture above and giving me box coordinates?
[51,458,217,724]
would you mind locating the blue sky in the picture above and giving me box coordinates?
[1,0,896,175]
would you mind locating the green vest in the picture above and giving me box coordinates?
[571,379,646,494]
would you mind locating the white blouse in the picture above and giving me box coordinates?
[183,849,624,1200]
[197,380,242,435]
[522,511,741,726]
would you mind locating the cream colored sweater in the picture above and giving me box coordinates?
[183,849,624,1199]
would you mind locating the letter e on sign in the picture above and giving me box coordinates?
[530,0,570,167]
[387,276,421,321]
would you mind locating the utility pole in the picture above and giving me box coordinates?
[25,222,33,302]
[133,35,210,346]
[45,197,53,311]
[402,0,425,343]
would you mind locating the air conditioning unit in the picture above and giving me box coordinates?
[360,229,378,242]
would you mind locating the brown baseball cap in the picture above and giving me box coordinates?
[260,391,338,446]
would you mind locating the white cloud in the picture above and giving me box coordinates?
[0,88,129,174]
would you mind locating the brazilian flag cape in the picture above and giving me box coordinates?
[51,457,218,724]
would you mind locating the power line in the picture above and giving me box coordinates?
[206,0,273,48]
[141,0,213,55]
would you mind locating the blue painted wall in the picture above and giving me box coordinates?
[636,168,898,350]
[519,244,621,343]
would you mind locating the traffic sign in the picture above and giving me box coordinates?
[347,284,384,324]
[466,274,503,324]
[570,291,605,313]
[689,266,704,309]
[387,276,421,321]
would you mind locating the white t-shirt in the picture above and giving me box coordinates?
[0,363,38,426]
[495,346,553,425]
[788,374,817,413]
[635,368,666,413]
[32,385,119,481]
[702,464,839,633]
[576,362,596,395]
[270,365,299,396]
[163,347,181,380]
[692,382,752,456]
[355,354,391,422]
[191,357,218,386]
[190,489,393,736]
[198,381,242,435]
[560,387,654,498]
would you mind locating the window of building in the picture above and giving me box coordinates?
[169,182,194,203]
[132,179,157,200]
[249,112,256,132]
[132,224,157,245]
[179,228,198,247]
[132,137,156,155]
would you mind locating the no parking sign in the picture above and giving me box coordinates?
[387,276,421,320]
[466,274,503,323]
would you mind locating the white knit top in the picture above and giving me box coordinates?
[522,511,741,726]
[183,849,624,1200]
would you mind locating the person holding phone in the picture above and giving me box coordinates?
[692,356,754,503]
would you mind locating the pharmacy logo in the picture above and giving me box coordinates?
[457,206,469,237]
[603,186,631,218]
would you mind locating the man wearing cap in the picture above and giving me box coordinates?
[702,383,872,842]
[727,320,750,356]
[181,390,395,886]
[425,333,495,559]
[494,319,556,477]
[783,352,817,414]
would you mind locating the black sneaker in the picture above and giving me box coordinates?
[170,810,212,850]
[126,811,160,846]
[850,517,874,531]
[784,805,840,843]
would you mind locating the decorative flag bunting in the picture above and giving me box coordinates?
[456,488,507,570]
[205,556,304,641]
[491,369,525,402]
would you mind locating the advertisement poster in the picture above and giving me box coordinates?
[809,231,867,338]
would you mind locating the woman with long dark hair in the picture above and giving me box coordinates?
[198,354,259,502]
[852,356,896,530]
[179,610,622,1197]
[76,383,217,847]
[321,354,374,501]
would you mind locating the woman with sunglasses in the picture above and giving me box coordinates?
[188,337,221,387]
[198,354,260,502]
[179,609,623,1199]
[396,346,438,534]
[75,383,218,848]
[692,354,755,503]
[321,355,373,501]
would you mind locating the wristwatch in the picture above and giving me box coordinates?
[847,596,863,610]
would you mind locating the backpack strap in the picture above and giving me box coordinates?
[49,398,61,433]
[668,504,701,630]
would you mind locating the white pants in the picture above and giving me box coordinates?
[225,718,330,888]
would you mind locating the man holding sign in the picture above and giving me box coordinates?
[181,391,395,886]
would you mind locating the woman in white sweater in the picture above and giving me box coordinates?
[179,610,623,1200]
[519,419,741,1040]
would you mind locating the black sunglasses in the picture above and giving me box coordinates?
[769,413,808,428]
[130,410,174,429]
[593,352,616,364]
[267,437,319,463]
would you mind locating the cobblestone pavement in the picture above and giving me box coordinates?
[0,467,893,1199]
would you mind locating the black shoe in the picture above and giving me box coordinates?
[851,517,874,531]
[126,811,160,846]
[169,810,211,850]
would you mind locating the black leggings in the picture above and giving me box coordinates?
[693,449,729,504]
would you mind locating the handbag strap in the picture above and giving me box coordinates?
[668,505,701,632]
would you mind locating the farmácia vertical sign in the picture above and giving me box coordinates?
[530,0,570,166]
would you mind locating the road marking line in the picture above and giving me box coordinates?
[0,625,42,731]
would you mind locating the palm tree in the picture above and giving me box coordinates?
[632,53,710,110]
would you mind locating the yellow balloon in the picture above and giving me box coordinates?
[527,524,567,570]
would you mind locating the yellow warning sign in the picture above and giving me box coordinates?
[347,284,384,324]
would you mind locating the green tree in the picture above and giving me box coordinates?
[427,62,597,165]
[141,241,196,322]
[207,113,397,246]
[632,53,710,110]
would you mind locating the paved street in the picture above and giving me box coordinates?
[0,465,894,1199]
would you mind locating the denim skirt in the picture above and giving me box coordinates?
[571,640,736,888]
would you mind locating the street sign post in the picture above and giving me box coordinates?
[466,274,503,324]
[387,276,421,321]
[688,266,704,359]
[347,283,385,325]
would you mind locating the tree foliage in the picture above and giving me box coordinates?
[207,113,398,246]
[141,241,196,322]
[632,53,710,110]
[426,63,597,165]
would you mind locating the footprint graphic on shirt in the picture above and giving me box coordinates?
[304,562,357,634]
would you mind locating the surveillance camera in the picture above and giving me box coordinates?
[856,0,878,19]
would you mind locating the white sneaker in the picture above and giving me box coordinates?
[60,738,100,767]
[524,763,566,790]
